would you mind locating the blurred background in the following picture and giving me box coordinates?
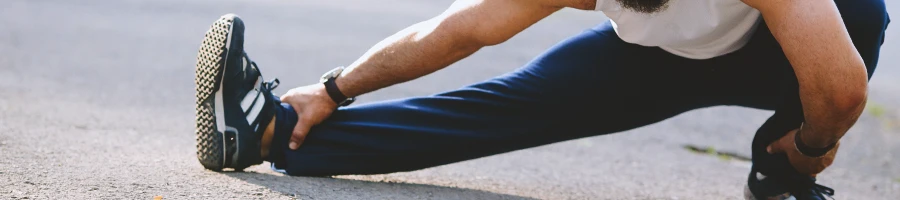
[0,0,897,199]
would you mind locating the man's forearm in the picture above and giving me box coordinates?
[328,0,565,98]
[799,95,866,147]
[333,19,484,98]
[747,0,870,148]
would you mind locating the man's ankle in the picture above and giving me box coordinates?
[260,116,276,158]
[263,103,299,166]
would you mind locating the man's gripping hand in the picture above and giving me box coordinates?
[743,0,869,176]
[767,129,840,176]
[280,84,338,150]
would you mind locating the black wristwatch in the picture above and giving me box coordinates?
[793,123,837,158]
[319,66,355,107]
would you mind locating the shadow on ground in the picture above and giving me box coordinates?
[224,171,534,200]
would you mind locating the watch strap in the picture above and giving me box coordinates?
[794,126,836,158]
[324,77,353,106]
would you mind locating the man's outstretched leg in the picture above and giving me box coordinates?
[259,23,741,176]
[189,12,702,174]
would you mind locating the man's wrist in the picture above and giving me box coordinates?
[798,123,841,148]
[319,66,356,107]
[324,77,354,106]
[794,123,837,158]
[313,84,339,109]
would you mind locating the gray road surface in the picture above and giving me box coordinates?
[1,0,899,199]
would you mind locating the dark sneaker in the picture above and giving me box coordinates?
[744,168,835,200]
[194,13,279,171]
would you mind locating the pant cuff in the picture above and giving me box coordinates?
[265,102,298,169]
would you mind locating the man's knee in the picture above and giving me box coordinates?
[834,0,889,77]
[836,0,889,28]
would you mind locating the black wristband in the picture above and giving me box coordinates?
[324,77,354,106]
[794,126,836,158]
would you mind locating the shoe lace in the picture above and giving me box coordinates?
[809,183,835,199]
[249,60,279,91]
[262,78,279,92]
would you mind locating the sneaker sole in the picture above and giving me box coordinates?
[194,14,238,171]
[744,184,759,200]
[744,183,795,200]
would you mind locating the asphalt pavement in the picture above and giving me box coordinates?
[1,0,898,199]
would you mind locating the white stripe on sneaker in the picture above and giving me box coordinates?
[245,92,265,124]
[240,78,262,112]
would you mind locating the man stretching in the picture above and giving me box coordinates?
[192,0,889,199]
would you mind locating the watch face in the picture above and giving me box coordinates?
[320,67,344,83]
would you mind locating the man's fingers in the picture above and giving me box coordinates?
[290,118,308,150]
[287,101,310,150]
[280,93,291,102]
[767,136,786,154]
[767,129,802,154]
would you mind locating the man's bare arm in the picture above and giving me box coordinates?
[743,0,869,147]
[280,0,595,149]
[335,0,595,97]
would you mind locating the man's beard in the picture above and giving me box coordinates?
[615,0,670,14]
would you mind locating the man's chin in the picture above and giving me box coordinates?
[615,0,670,14]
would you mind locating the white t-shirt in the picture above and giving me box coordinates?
[595,0,762,59]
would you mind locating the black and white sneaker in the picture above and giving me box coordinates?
[194,13,279,171]
[744,168,835,200]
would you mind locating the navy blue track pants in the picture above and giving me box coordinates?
[267,0,890,183]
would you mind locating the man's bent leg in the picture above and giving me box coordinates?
[265,22,719,176]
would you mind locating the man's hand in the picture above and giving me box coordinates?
[280,84,338,150]
[767,129,840,176]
